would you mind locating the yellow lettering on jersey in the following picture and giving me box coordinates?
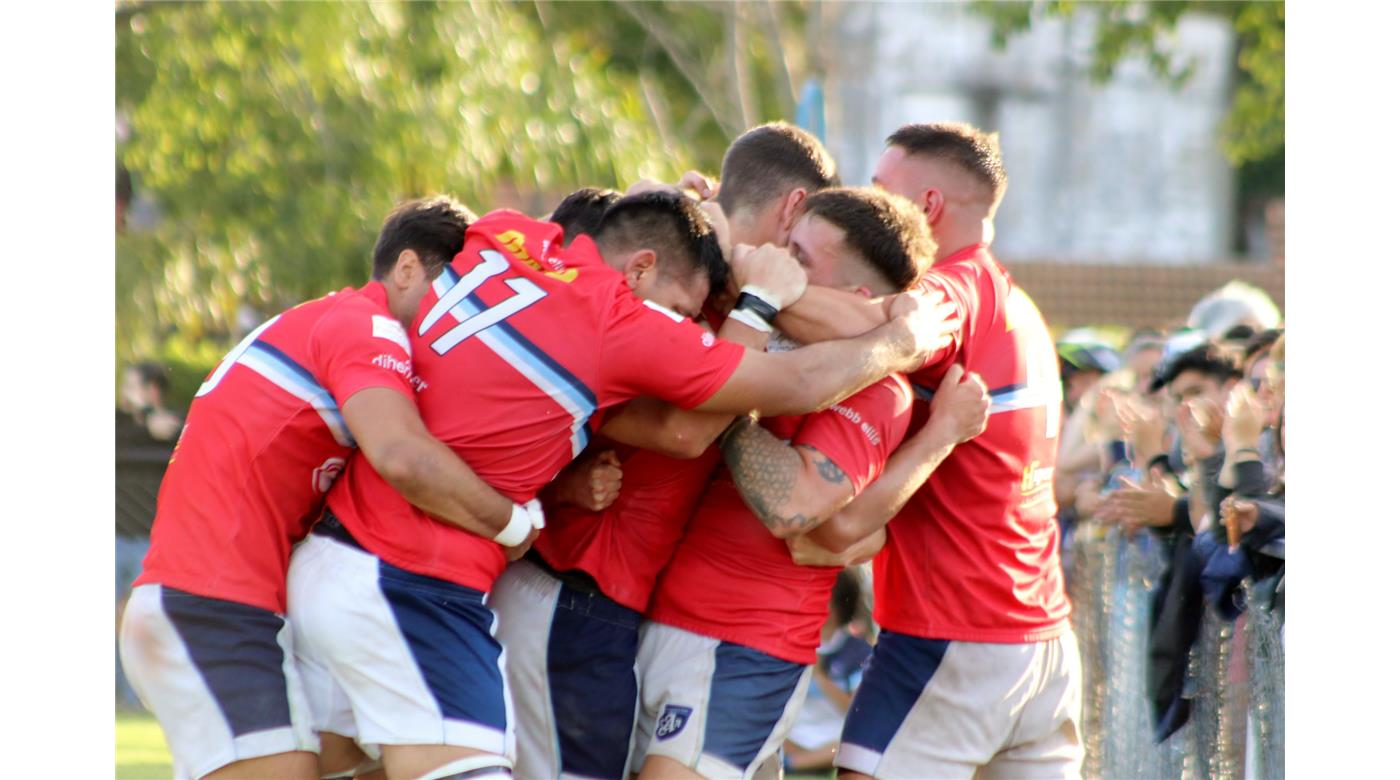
[495,229,578,284]
[1022,460,1039,493]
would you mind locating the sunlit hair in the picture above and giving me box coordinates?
[799,187,935,292]
[718,122,840,217]
[594,191,729,296]
[886,122,1007,207]
[548,187,622,243]
[372,196,478,279]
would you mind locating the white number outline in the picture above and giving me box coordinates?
[418,249,547,355]
[195,314,282,397]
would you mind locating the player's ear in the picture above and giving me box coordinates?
[777,188,808,240]
[391,249,424,289]
[853,284,874,299]
[922,188,945,227]
[622,249,657,290]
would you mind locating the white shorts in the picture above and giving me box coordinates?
[118,583,318,779]
[632,621,811,779]
[837,631,1083,779]
[286,520,514,760]
[490,558,644,780]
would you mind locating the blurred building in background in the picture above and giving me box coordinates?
[826,3,1250,265]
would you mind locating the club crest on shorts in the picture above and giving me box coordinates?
[656,704,692,741]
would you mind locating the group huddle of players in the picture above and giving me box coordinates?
[119,120,1081,780]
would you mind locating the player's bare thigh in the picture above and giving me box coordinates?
[638,754,706,780]
[317,732,385,779]
[201,750,317,780]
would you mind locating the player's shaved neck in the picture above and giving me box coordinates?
[382,248,435,327]
[882,146,996,261]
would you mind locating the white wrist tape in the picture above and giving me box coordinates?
[727,306,773,333]
[739,284,784,312]
[494,498,544,547]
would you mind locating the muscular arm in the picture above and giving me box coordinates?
[776,285,893,344]
[696,301,956,417]
[798,363,990,553]
[341,388,512,538]
[802,423,959,553]
[786,526,887,568]
[721,417,855,539]
[601,314,770,458]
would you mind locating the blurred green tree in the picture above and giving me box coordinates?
[971,1,1283,171]
[523,1,813,171]
[116,1,680,402]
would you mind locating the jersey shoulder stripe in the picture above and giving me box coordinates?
[430,265,599,457]
[239,339,355,447]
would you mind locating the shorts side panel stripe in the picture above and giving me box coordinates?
[160,586,295,736]
[701,642,807,771]
[376,559,508,731]
[837,632,949,773]
[549,584,643,779]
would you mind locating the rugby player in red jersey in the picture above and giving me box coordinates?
[286,191,958,780]
[632,187,979,780]
[489,123,841,780]
[118,198,548,780]
[779,123,1082,779]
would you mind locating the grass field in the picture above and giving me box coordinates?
[116,711,173,780]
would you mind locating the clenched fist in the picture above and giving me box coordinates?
[927,364,991,445]
[728,243,808,309]
[553,449,624,512]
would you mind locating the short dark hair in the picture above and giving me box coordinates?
[718,122,840,217]
[594,191,729,297]
[372,196,478,280]
[1151,343,1242,392]
[800,187,935,292]
[886,122,1008,205]
[129,361,169,393]
[548,187,622,243]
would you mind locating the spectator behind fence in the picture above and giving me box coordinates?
[115,360,183,711]
[1187,281,1280,341]
[782,569,874,773]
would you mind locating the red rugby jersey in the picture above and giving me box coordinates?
[135,282,418,613]
[327,211,746,591]
[873,244,1070,643]
[532,441,722,613]
[648,375,912,665]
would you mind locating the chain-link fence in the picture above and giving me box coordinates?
[1070,523,1284,779]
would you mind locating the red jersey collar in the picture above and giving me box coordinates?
[358,279,391,309]
[936,243,990,266]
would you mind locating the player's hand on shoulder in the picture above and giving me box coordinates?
[927,364,990,445]
[886,292,958,372]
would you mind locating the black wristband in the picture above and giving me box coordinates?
[1231,447,1260,457]
[733,292,780,326]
